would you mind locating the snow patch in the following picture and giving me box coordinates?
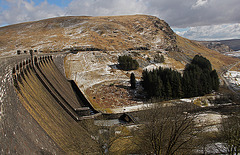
[66,51,128,91]
[180,98,193,103]
[225,51,240,58]
[195,112,226,132]
[111,103,154,113]
[143,63,169,71]
[223,71,240,89]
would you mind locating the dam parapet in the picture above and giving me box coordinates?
[12,55,100,121]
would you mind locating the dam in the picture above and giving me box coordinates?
[12,55,99,121]
[0,53,100,154]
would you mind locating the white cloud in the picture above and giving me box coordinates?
[1,0,240,28]
[175,23,240,41]
[192,0,208,9]
[0,0,65,26]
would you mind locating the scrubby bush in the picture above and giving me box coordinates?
[154,54,165,63]
[17,50,21,55]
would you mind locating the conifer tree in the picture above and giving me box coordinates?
[141,54,219,100]
[211,69,220,91]
[165,80,172,99]
[130,73,136,89]
[118,55,139,71]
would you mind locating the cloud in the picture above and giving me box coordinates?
[0,0,65,26]
[0,0,240,41]
[192,0,208,9]
[175,23,240,41]
[65,0,148,16]
[1,0,240,28]
[147,0,240,28]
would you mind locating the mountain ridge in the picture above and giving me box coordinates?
[0,15,177,54]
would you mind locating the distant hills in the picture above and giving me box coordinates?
[198,39,240,52]
[219,39,240,51]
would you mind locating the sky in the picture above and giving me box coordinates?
[0,0,240,41]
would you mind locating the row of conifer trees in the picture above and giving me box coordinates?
[142,55,219,100]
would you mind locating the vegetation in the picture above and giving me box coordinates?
[118,55,139,71]
[142,55,219,100]
[17,50,21,55]
[135,104,200,155]
[142,67,182,100]
[216,112,240,154]
[183,55,219,97]
[130,73,136,89]
[154,54,165,63]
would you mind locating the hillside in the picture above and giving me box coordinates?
[0,15,238,70]
[197,39,240,53]
[219,39,240,51]
[0,15,177,55]
[197,41,233,53]
[197,39,240,52]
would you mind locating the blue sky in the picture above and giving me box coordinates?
[0,0,240,41]
[1,0,70,9]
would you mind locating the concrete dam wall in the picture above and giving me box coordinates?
[13,55,98,120]
[0,54,98,154]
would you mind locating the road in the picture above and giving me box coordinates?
[220,61,240,94]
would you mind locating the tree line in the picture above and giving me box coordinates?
[142,55,219,100]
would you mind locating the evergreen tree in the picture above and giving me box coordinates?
[118,55,139,71]
[183,55,218,97]
[192,55,212,71]
[130,73,136,89]
[211,69,220,91]
[165,79,172,99]
[141,55,219,101]
[182,72,192,97]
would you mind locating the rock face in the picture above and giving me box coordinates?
[198,41,233,53]
[0,15,178,56]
